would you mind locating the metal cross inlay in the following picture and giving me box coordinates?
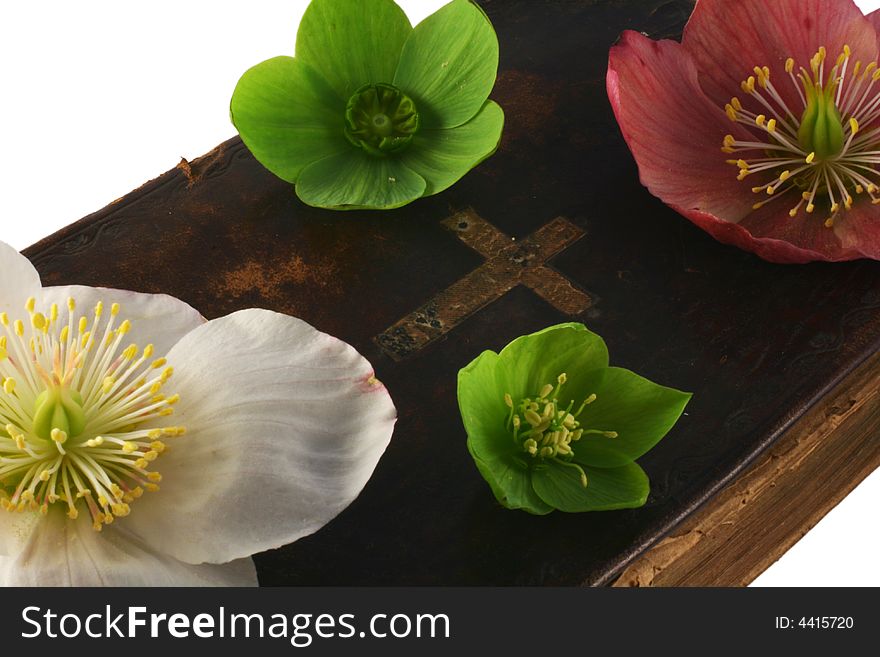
[375,208,592,361]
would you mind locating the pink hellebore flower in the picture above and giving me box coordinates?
[607,0,880,263]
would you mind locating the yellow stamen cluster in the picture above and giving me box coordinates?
[0,297,185,530]
[721,45,880,228]
[505,373,618,489]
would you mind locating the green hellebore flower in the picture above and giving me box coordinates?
[457,323,692,515]
[230,0,505,211]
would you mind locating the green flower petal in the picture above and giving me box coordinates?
[494,323,610,405]
[230,56,348,183]
[571,368,692,469]
[296,0,412,100]
[296,150,426,210]
[458,350,505,449]
[459,351,552,515]
[400,100,504,196]
[469,442,554,515]
[394,0,499,128]
[531,460,649,512]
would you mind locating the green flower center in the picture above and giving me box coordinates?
[344,83,420,157]
[721,45,880,228]
[798,75,845,159]
[504,373,618,489]
[32,386,86,441]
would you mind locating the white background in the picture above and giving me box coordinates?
[0,0,877,586]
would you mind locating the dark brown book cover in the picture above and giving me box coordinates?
[24,0,880,585]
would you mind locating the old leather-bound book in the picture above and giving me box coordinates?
[24,0,880,585]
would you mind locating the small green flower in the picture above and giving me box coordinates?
[458,324,692,514]
[230,0,504,211]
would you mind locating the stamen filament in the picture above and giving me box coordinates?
[722,45,880,227]
[0,297,183,530]
[503,374,618,484]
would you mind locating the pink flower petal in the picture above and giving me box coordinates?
[672,204,840,264]
[683,0,880,110]
[738,203,863,262]
[868,9,880,33]
[832,201,880,259]
[607,30,754,221]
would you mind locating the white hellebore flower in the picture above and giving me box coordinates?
[0,241,396,585]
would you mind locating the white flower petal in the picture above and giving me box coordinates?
[0,510,257,586]
[124,309,397,564]
[39,285,205,357]
[0,241,42,317]
[0,509,40,557]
